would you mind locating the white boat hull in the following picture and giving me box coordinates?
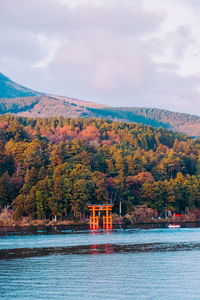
[168,224,181,228]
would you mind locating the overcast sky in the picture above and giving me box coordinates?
[1,0,200,115]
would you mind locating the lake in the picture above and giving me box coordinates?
[1,226,200,299]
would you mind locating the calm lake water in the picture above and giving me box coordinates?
[1,227,200,299]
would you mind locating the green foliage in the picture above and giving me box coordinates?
[0,115,200,220]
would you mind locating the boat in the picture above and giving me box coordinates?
[168,224,181,228]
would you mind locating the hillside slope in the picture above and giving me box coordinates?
[88,107,200,137]
[0,95,107,118]
[1,72,200,137]
[0,73,39,98]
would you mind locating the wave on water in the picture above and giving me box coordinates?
[1,242,200,260]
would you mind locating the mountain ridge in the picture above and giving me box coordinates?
[1,72,200,137]
[0,72,40,98]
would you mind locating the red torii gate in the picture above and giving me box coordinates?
[88,204,113,230]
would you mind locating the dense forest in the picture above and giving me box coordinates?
[1,114,200,221]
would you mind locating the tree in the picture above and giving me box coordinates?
[92,171,108,203]
[71,179,89,220]
[115,151,125,216]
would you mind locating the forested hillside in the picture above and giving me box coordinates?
[0,96,40,114]
[89,107,200,137]
[1,115,200,221]
[1,72,200,137]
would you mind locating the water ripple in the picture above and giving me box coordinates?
[1,242,200,260]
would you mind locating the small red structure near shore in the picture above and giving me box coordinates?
[88,204,113,230]
[174,213,182,218]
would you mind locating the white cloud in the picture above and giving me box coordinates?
[31,35,62,69]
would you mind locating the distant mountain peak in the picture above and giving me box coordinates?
[0,72,40,99]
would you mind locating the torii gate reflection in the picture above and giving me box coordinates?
[88,204,113,230]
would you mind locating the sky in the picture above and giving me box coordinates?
[1,0,200,115]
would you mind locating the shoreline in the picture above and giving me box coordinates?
[1,220,200,234]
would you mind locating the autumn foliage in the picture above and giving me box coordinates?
[0,114,200,220]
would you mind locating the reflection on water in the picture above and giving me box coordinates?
[1,222,200,236]
[1,228,200,299]
[1,242,200,260]
[1,248,200,299]
[90,244,114,255]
